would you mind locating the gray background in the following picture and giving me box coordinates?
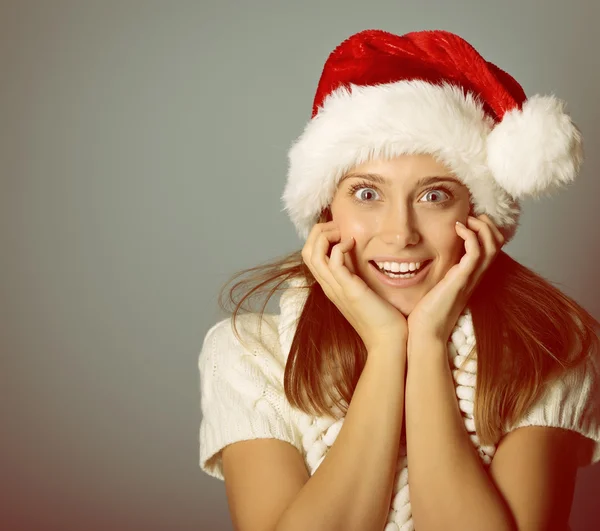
[1,1,599,530]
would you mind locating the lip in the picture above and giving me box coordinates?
[370,256,432,264]
[369,259,433,288]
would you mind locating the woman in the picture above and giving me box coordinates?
[198,29,600,530]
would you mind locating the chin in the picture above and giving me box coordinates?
[387,296,416,317]
[359,264,436,316]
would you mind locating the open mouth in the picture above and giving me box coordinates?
[369,259,433,279]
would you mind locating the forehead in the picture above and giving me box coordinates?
[341,154,467,190]
[348,153,453,177]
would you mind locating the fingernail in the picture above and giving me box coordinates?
[456,221,464,227]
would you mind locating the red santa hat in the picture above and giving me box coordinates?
[282,29,584,242]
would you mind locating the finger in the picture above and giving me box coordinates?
[466,216,501,268]
[329,238,357,284]
[329,238,370,300]
[309,227,343,293]
[455,221,481,276]
[459,218,498,292]
[301,223,339,296]
[466,217,496,262]
[313,226,342,266]
[301,222,339,266]
[302,221,338,262]
[476,214,505,246]
[343,243,357,274]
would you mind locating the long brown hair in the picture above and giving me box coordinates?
[219,233,600,447]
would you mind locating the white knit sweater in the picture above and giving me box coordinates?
[199,284,600,529]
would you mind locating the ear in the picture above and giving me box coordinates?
[468,199,476,216]
[319,208,332,223]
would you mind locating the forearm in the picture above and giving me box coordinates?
[405,338,515,531]
[276,345,407,531]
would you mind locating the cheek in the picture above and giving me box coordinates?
[332,208,372,241]
[426,218,463,259]
[331,209,373,272]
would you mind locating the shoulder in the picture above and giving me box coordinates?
[198,311,287,395]
[504,341,600,467]
[198,311,304,480]
[200,312,283,361]
[202,311,280,349]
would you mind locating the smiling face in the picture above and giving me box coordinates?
[328,153,472,316]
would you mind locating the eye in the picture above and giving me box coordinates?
[348,183,381,203]
[420,187,452,204]
[355,187,379,201]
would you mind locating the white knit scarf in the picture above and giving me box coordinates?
[277,279,497,531]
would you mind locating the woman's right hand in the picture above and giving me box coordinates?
[301,221,408,353]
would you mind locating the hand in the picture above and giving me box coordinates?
[406,214,505,345]
[302,221,408,353]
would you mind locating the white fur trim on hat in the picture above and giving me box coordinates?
[283,80,521,241]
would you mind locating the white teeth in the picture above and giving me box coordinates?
[375,260,424,273]
[383,270,417,278]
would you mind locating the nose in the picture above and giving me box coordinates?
[378,204,420,247]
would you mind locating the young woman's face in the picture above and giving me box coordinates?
[329,154,472,316]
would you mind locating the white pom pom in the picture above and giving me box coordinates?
[487,95,583,199]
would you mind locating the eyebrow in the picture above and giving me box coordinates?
[340,172,464,188]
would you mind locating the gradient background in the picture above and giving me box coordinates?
[2,1,599,530]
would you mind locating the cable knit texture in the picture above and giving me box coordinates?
[199,283,600,529]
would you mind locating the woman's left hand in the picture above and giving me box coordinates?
[406,214,505,345]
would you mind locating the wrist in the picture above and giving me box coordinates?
[365,327,407,348]
[366,338,408,363]
[407,335,448,361]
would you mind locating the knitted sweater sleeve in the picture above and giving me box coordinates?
[503,346,600,467]
[198,312,303,481]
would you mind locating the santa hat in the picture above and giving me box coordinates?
[282,29,584,242]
